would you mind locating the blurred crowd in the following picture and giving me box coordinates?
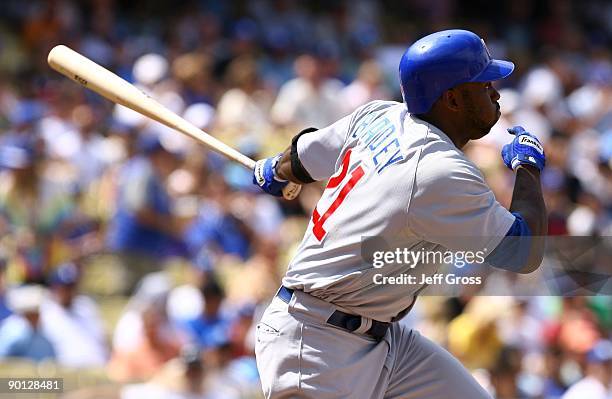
[0,0,610,398]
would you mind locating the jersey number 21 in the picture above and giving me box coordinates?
[312,149,365,241]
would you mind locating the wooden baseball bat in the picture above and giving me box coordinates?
[47,45,301,200]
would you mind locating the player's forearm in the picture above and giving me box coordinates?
[275,147,293,181]
[509,165,547,272]
[510,166,547,234]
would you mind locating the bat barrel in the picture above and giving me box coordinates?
[48,45,300,199]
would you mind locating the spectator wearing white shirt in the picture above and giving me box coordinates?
[270,54,344,128]
[39,263,108,367]
[338,59,391,115]
[215,56,273,135]
[562,339,612,399]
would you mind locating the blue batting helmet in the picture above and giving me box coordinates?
[399,29,514,114]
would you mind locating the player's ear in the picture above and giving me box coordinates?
[440,88,461,112]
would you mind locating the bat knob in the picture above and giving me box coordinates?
[283,183,302,200]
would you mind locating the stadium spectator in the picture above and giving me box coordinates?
[541,346,569,398]
[0,284,55,362]
[39,262,108,367]
[112,272,185,352]
[119,346,207,399]
[179,277,232,351]
[184,176,254,261]
[447,297,506,370]
[215,55,274,135]
[0,135,70,283]
[167,252,211,323]
[203,338,261,398]
[489,346,528,399]
[0,256,11,323]
[106,134,185,290]
[562,339,612,399]
[338,59,391,114]
[270,53,345,128]
[108,295,183,382]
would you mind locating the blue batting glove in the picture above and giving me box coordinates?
[253,153,288,197]
[501,126,546,172]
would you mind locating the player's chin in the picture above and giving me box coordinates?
[485,108,501,131]
[480,111,499,131]
[474,128,491,139]
[473,120,497,139]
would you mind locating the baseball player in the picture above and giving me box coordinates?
[252,29,547,399]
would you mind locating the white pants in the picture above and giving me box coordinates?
[255,290,492,399]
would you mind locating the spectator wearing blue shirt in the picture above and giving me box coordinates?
[180,277,232,350]
[0,296,10,323]
[541,346,568,399]
[107,134,186,290]
[0,285,55,362]
[184,176,253,261]
[0,259,11,323]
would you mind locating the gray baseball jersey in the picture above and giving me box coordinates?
[283,100,515,322]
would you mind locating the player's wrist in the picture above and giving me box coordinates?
[515,163,540,176]
[271,153,288,182]
[511,153,545,172]
[253,154,289,197]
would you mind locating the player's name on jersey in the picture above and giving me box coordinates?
[373,273,482,286]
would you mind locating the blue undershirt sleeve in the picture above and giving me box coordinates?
[485,212,532,272]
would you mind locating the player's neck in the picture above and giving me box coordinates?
[413,112,469,149]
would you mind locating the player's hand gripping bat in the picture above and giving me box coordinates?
[47,45,301,200]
